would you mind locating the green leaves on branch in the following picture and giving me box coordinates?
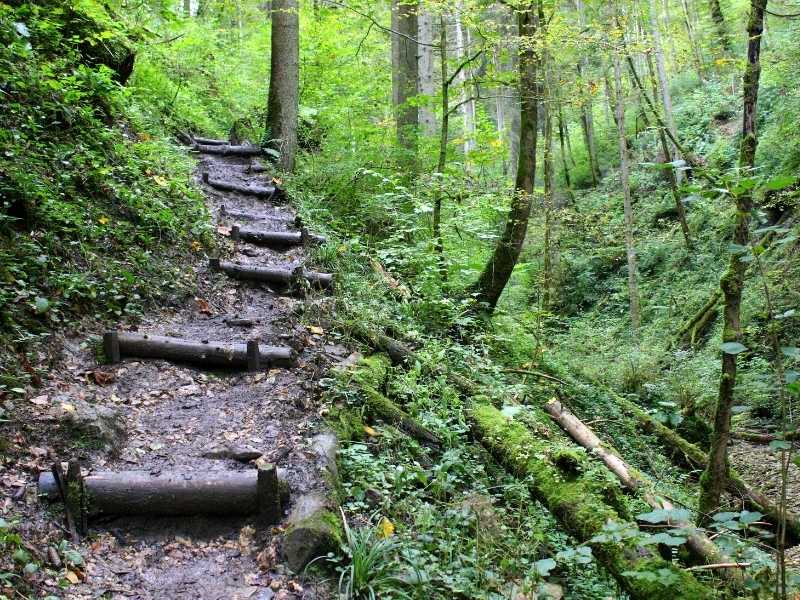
[721,342,748,355]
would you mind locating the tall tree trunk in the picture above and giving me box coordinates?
[454,5,476,157]
[708,0,733,55]
[184,0,192,17]
[266,0,299,172]
[699,0,767,525]
[575,0,600,185]
[470,4,539,312]
[648,0,682,182]
[612,54,642,336]
[680,0,707,80]
[418,10,437,136]
[392,0,419,162]
[557,101,575,201]
[433,16,450,280]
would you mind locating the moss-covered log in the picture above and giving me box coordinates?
[469,402,715,600]
[348,355,441,446]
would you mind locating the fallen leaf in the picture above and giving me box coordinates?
[363,425,378,437]
[194,298,213,315]
[65,570,80,584]
[308,325,324,335]
[378,517,395,538]
[217,225,231,236]
[97,216,110,225]
[91,370,115,386]
[149,442,164,451]
[153,175,168,187]
[29,395,48,406]
[190,240,202,251]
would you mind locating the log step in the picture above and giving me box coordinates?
[192,136,227,146]
[210,259,333,291]
[194,144,262,157]
[38,466,287,525]
[232,225,325,248]
[202,173,277,199]
[103,331,295,369]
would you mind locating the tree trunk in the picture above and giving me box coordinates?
[575,0,601,185]
[680,0,707,80]
[266,0,299,172]
[612,54,642,335]
[541,61,556,308]
[184,0,192,17]
[648,0,682,181]
[698,0,767,523]
[418,10,437,136]
[469,5,539,312]
[708,0,732,55]
[556,101,575,202]
[454,5,476,157]
[432,15,449,280]
[392,0,419,163]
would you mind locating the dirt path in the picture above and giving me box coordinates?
[2,148,343,599]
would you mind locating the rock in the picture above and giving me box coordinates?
[58,398,126,451]
[202,443,263,462]
[459,493,501,538]
[539,583,564,600]
[311,431,338,480]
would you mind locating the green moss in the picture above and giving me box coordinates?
[469,402,715,600]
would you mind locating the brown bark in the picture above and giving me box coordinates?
[698,0,766,523]
[231,225,325,247]
[203,173,278,199]
[195,144,263,157]
[38,467,287,522]
[556,102,575,202]
[469,4,538,311]
[709,0,732,55]
[392,0,419,163]
[612,54,642,336]
[210,258,333,290]
[267,0,300,171]
[104,331,295,368]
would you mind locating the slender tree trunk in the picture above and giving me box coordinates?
[575,0,600,184]
[557,102,575,201]
[644,53,693,249]
[266,0,299,172]
[184,0,192,17]
[433,16,449,280]
[392,0,419,162]
[418,10,437,136]
[454,5,476,157]
[648,0,682,181]
[542,99,555,308]
[680,0,707,80]
[708,0,733,55]
[699,0,767,524]
[470,4,539,312]
[613,54,642,336]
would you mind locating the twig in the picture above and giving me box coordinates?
[503,368,566,384]
[686,562,752,571]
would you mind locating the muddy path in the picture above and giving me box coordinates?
[1,148,346,600]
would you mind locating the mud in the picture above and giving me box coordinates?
[0,149,344,599]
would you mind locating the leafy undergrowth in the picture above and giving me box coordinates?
[0,1,214,393]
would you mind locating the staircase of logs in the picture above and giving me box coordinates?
[39,138,333,541]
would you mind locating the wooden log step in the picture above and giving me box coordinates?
[103,331,295,368]
[38,466,287,525]
[194,144,263,157]
[210,259,333,291]
[192,136,227,146]
[231,225,325,248]
[202,173,277,199]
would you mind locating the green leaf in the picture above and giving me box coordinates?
[13,22,30,37]
[721,342,748,355]
[727,243,749,255]
[534,558,556,577]
[647,532,687,546]
[781,347,800,359]
[738,511,763,525]
[637,508,691,523]
[63,549,83,566]
[764,175,796,191]
[34,296,50,314]
[769,440,791,451]
[786,370,800,384]
[12,548,30,563]
[712,511,739,522]
[500,405,523,419]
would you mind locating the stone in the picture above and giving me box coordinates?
[58,398,126,451]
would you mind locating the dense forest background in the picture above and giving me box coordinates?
[1,0,800,598]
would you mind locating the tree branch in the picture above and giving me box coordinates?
[325,0,440,47]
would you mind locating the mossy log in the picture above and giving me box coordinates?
[469,402,715,600]
[348,355,441,447]
[609,388,800,543]
[672,291,722,348]
[544,399,739,581]
[283,432,342,571]
[192,136,227,146]
[231,225,325,248]
[731,429,800,443]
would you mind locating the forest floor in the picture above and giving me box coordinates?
[0,149,345,599]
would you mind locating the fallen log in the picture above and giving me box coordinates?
[202,173,277,199]
[192,136,227,146]
[210,259,333,291]
[347,354,441,447]
[103,331,295,369]
[195,144,263,157]
[543,398,740,581]
[469,402,715,600]
[231,225,325,248]
[599,384,800,543]
[283,432,342,571]
[39,466,288,525]
[731,429,800,444]
[219,205,273,222]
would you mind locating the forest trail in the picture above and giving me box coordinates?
[20,147,342,600]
